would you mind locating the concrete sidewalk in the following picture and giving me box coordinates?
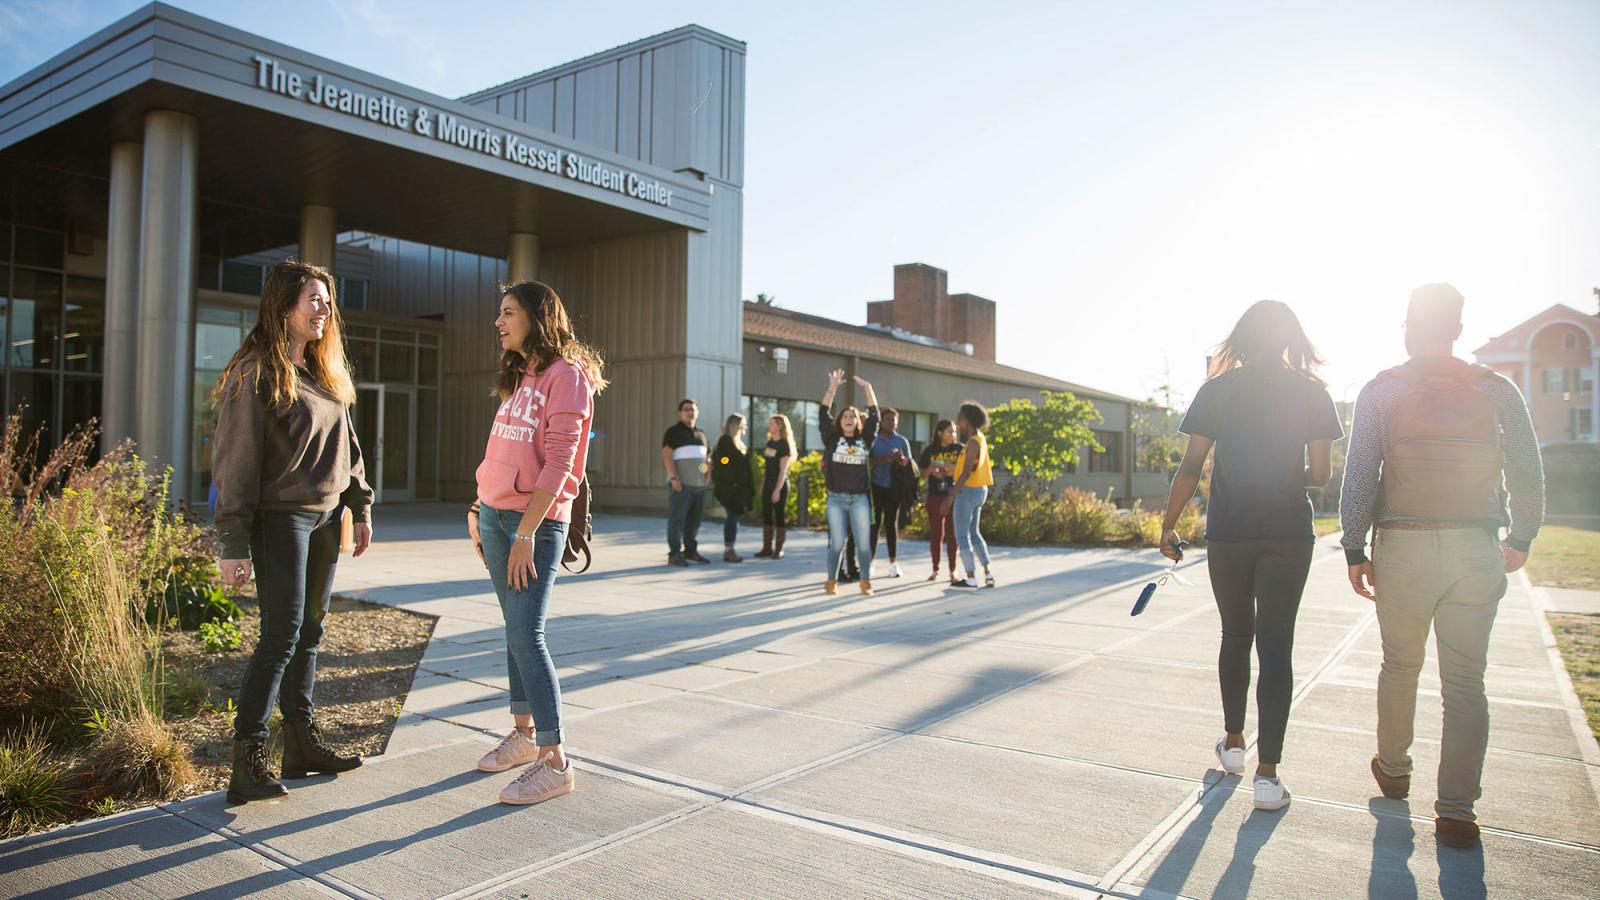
[4,504,1598,898]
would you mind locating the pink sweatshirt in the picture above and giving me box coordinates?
[474,358,594,522]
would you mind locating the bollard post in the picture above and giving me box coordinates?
[797,473,810,529]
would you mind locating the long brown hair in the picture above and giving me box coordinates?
[493,280,608,400]
[211,259,355,409]
[1207,300,1326,384]
[769,413,797,459]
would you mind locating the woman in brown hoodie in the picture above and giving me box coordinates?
[211,259,374,804]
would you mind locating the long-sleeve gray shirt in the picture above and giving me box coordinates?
[1339,362,1544,565]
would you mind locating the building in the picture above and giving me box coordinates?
[0,3,746,509]
[743,263,1170,506]
[1474,294,1600,515]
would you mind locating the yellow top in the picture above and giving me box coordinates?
[954,432,994,488]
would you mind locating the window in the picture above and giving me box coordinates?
[221,261,263,296]
[1544,368,1565,394]
[1574,408,1594,441]
[339,277,369,311]
[1581,367,1595,394]
[1088,430,1123,473]
[1565,333,1581,351]
[743,395,821,453]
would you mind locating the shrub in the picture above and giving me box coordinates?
[163,669,213,715]
[786,451,828,527]
[1053,487,1119,544]
[149,557,240,630]
[980,480,1058,545]
[0,721,76,838]
[198,620,242,654]
[83,714,196,802]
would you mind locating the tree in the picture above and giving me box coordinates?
[1132,383,1185,478]
[749,293,778,307]
[987,390,1103,485]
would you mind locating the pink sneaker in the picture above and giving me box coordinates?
[477,730,538,773]
[499,754,575,805]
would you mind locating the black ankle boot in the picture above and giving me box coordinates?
[281,719,363,778]
[228,739,288,804]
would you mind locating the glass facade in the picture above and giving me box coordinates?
[0,222,105,459]
[742,395,822,453]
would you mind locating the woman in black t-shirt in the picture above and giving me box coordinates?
[1159,300,1343,814]
[818,368,879,595]
[917,420,963,583]
[754,413,797,559]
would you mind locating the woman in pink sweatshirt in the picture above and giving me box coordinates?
[466,280,605,805]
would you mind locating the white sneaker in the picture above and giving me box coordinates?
[477,730,539,773]
[500,753,576,805]
[1215,738,1246,775]
[1253,776,1290,811]
[890,563,903,578]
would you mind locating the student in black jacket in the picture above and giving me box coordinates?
[711,414,755,562]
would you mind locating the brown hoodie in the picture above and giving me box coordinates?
[212,357,373,559]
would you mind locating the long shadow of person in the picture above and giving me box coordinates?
[1367,797,1418,898]
[1211,804,1286,896]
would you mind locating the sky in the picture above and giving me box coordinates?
[2,0,1597,404]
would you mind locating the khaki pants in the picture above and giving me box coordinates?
[1372,527,1507,822]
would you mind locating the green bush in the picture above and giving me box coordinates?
[1052,487,1119,544]
[198,620,242,654]
[960,480,1207,549]
[148,557,240,630]
[786,451,828,527]
[0,721,76,838]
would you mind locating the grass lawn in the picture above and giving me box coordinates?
[1549,613,1600,745]
[1526,524,1600,590]
[1314,516,1341,537]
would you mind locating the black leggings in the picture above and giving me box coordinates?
[1205,539,1314,766]
[870,484,900,561]
[762,482,789,526]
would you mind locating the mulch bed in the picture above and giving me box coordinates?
[162,587,435,797]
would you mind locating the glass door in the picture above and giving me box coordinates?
[353,383,414,504]
[381,384,415,502]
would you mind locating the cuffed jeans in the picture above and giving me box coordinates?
[667,485,706,555]
[233,507,341,740]
[479,503,570,747]
[826,491,873,579]
[1205,539,1314,766]
[1373,527,1507,823]
[952,486,991,574]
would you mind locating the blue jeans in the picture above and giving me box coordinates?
[953,486,991,574]
[479,504,570,746]
[826,491,873,578]
[666,486,706,555]
[233,508,340,740]
[722,503,741,547]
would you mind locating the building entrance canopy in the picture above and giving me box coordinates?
[0,3,712,262]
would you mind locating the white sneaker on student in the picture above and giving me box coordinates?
[1253,776,1290,811]
[1214,738,1246,775]
[890,563,903,578]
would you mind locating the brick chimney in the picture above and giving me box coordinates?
[949,292,996,361]
[867,264,999,361]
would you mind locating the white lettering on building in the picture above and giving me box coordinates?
[251,54,673,208]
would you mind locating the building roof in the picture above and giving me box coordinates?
[1473,304,1600,358]
[743,303,1139,405]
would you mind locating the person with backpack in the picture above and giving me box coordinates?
[711,414,755,562]
[1159,300,1343,812]
[1340,283,1544,849]
[468,280,604,806]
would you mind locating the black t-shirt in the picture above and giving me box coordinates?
[819,404,878,495]
[760,439,791,490]
[1179,366,1344,542]
[918,441,963,495]
[663,422,709,488]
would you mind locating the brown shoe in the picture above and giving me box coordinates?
[1371,756,1409,799]
[1435,816,1480,848]
[859,579,873,596]
[824,580,837,595]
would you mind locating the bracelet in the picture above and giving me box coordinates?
[513,532,535,543]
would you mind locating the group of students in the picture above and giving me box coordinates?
[659,373,999,593]
[210,261,1544,851]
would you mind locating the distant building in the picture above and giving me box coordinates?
[1474,294,1600,516]
[742,263,1170,506]
[1474,298,1598,444]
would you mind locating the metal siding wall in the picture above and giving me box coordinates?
[574,63,618,152]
